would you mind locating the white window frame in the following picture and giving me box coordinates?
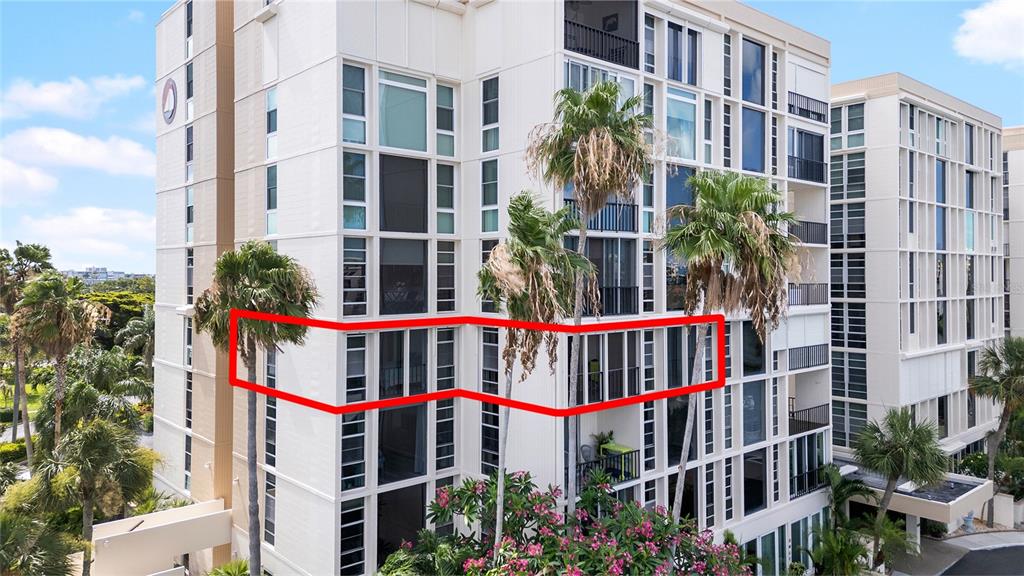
[378,70,429,153]
[342,63,367,145]
[342,150,367,231]
[266,87,278,159]
[481,76,499,153]
[436,83,456,157]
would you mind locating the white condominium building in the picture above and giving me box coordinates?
[153,1,837,574]
[829,74,1004,465]
[1003,126,1024,338]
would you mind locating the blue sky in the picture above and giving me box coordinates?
[1,1,1022,274]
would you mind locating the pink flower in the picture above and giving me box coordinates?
[436,487,450,509]
[565,565,583,576]
[400,540,413,550]
[527,543,543,557]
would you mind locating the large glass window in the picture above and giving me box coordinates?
[741,39,765,105]
[742,321,765,376]
[378,406,426,484]
[379,155,427,233]
[380,239,427,315]
[667,88,697,160]
[436,85,455,156]
[379,71,427,151]
[668,396,698,464]
[340,499,365,575]
[743,448,767,514]
[742,107,765,173]
[743,380,766,445]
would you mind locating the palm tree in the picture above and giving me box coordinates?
[35,418,157,576]
[807,526,868,576]
[477,192,595,559]
[0,511,75,576]
[12,272,109,448]
[969,336,1024,526]
[70,346,152,406]
[193,240,318,576]
[0,242,53,455]
[822,463,875,530]
[661,170,797,522]
[854,407,946,567]
[526,80,651,511]
[116,304,155,379]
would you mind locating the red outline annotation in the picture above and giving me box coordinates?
[228,309,726,418]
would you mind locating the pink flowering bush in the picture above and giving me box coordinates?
[379,471,750,576]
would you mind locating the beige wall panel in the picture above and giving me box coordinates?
[156,187,187,248]
[376,0,408,67]
[278,60,338,154]
[154,362,186,431]
[156,6,186,79]
[234,0,262,28]
[278,0,336,80]
[234,93,265,172]
[407,1,435,72]
[272,479,337,575]
[340,0,376,60]
[152,417,185,490]
[157,127,187,192]
[234,166,264,242]
[434,8,461,80]
[156,249,186,307]
[194,114,219,183]
[154,306,186,365]
[277,148,338,238]
[234,21,264,102]
[193,179,222,246]
[195,46,219,120]
[193,0,218,57]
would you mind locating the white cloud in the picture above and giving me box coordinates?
[0,158,58,206]
[18,207,155,272]
[954,0,1024,68]
[127,10,145,23]
[0,74,146,120]
[2,127,155,177]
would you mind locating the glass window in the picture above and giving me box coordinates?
[482,77,499,152]
[436,85,455,156]
[379,71,427,151]
[741,39,765,105]
[264,473,276,544]
[437,241,455,312]
[380,155,427,233]
[342,64,366,144]
[378,405,426,483]
[437,164,455,234]
[667,88,697,160]
[185,62,194,100]
[266,165,278,235]
[743,448,767,514]
[936,206,946,251]
[342,238,367,316]
[481,159,498,233]
[667,23,683,82]
[687,29,699,85]
[644,15,655,73]
[742,107,765,173]
[342,152,366,230]
[830,107,841,134]
[742,320,765,376]
[846,104,864,131]
[743,380,766,445]
[340,499,365,575]
[380,239,427,315]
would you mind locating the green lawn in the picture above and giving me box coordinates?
[2,384,46,417]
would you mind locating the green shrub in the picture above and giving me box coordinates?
[142,412,154,433]
[0,441,26,464]
[0,407,13,423]
[922,518,948,537]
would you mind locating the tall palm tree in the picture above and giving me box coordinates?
[854,407,946,567]
[193,240,318,576]
[822,463,874,530]
[969,336,1024,526]
[526,80,651,511]
[116,304,155,379]
[661,170,797,522]
[70,346,152,405]
[12,272,109,448]
[35,418,157,576]
[807,526,868,576]
[477,192,595,559]
[0,242,53,454]
[0,511,75,576]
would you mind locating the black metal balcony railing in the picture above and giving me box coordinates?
[790,466,828,498]
[789,283,829,306]
[564,199,638,233]
[787,92,829,124]
[789,401,830,434]
[584,285,639,317]
[571,367,641,405]
[791,220,827,245]
[789,343,829,371]
[564,19,639,70]
[577,448,641,488]
[788,156,827,184]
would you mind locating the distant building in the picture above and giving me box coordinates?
[62,267,152,286]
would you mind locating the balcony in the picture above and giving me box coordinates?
[788,155,826,184]
[789,401,830,434]
[788,343,829,371]
[565,198,638,233]
[787,92,828,124]
[585,285,639,317]
[788,283,829,306]
[577,448,641,488]
[564,19,639,70]
[791,220,827,245]
[790,466,828,498]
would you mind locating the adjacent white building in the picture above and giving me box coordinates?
[829,74,1004,463]
[1003,126,1024,338]
[151,1,840,574]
